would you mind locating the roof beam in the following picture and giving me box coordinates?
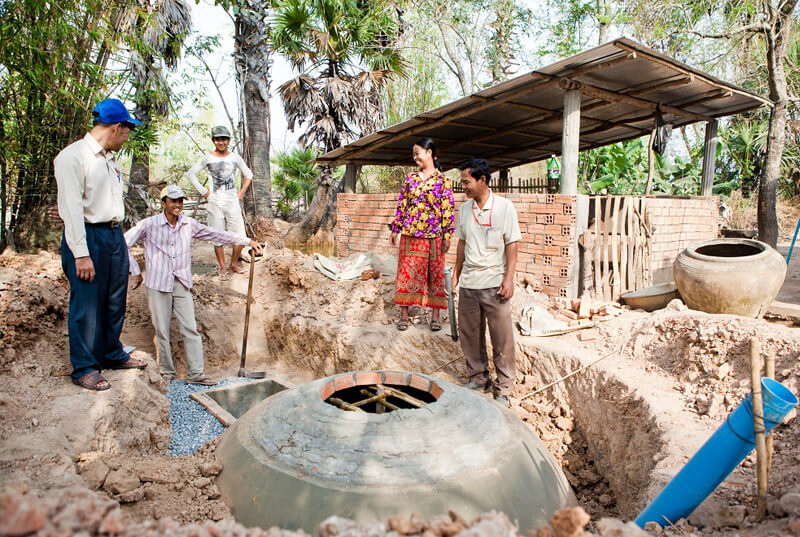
[557,77,713,122]
[554,51,636,78]
[613,41,772,108]
[338,75,557,161]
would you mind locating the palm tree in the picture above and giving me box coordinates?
[271,146,319,218]
[125,0,193,221]
[272,0,405,243]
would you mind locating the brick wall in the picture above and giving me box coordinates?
[337,193,580,298]
[646,196,720,284]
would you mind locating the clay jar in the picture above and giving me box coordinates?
[673,238,786,318]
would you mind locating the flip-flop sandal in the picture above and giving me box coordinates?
[397,318,409,331]
[430,320,442,332]
[72,371,111,391]
[187,377,217,386]
[108,358,147,370]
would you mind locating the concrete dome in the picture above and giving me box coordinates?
[216,371,576,532]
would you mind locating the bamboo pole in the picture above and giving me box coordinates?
[328,397,366,412]
[380,385,426,408]
[764,351,776,476]
[750,337,768,520]
[361,389,400,411]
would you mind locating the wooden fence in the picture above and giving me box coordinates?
[452,177,548,194]
[580,196,652,302]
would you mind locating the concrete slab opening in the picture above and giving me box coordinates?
[190,376,293,426]
[321,371,440,412]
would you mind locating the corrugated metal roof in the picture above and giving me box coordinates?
[317,38,770,170]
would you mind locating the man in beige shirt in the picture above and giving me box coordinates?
[453,158,521,407]
[55,98,147,391]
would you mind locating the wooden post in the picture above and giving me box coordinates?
[750,337,768,521]
[561,88,581,195]
[764,351,776,476]
[701,120,718,196]
[342,164,360,194]
[645,126,656,195]
[499,168,509,192]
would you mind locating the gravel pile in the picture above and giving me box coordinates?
[167,377,251,456]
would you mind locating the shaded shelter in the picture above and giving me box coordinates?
[319,38,769,196]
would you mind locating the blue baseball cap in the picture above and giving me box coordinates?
[92,99,143,126]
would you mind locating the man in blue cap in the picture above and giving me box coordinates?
[54,98,147,391]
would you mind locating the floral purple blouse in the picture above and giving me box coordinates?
[391,170,455,240]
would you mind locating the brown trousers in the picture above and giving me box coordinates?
[457,287,516,396]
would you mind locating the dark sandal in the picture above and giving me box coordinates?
[72,371,111,391]
[430,320,442,332]
[397,318,409,331]
[108,357,147,370]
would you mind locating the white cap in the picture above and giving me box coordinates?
[160,184,187,200]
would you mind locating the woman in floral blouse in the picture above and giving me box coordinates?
[390,137,455,331]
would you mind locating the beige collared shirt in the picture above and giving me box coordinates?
[55,133,125,258]
[455,191,522,289]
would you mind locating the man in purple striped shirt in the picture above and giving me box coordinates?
[125,185,262,385]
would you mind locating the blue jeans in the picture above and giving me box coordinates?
[61,224,130,379]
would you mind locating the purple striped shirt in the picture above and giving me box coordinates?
[125,212,250,292]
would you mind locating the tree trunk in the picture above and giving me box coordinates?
[597,0,611,44]
[235,6,272,219]
[284,165,334,244]
[759,4,796,248]
[127,104,151,222]
[760,101,785,247]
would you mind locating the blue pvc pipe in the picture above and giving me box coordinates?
[635,378,797,528]
[787,217,800,265]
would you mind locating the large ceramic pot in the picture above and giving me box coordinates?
[673,239,786,318]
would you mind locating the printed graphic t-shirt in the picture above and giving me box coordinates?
[186,152,253,200]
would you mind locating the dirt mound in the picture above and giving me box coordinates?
[0,250,68,359]
[0,484,537,537]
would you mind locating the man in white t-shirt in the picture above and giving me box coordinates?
[185,125,253,278]
[453,158,521,408]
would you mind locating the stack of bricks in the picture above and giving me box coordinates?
[646,196,720,284]
[336,192,579,298]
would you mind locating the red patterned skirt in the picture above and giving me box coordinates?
[394,235,447,310]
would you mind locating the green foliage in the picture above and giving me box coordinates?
[0,0,125,246]
[271,146,319,217]
[272,0,406,152]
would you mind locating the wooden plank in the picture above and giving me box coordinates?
[602,195,612,302]
[610,197,620,300]
[593,197,601,300]
[620,197,629,295]
[627,197,636,291]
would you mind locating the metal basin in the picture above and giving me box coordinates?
[621,282,680,312]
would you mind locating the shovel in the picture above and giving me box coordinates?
[238,246,266,379]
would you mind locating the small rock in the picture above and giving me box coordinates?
[781,492,800,516]
[787,519,800,536]
[689,497,747,528]
[596,518,648,537]
[206,484,221,500]
[116,487,146,503]
[0,490,47,537]
[549,406,562,418]
[200,461,223,477]
[550,507,590,537]
[191,477,212,488]
[599,494,614,507]
[99,508,126,534]
[387,514,424,535]
[554,417,571,431]
[716,363,731,380]
[665,298,687,312]
[783,408,797,425]
[104,469,141,495]
[78,457,110,490]
[643,522,662,534]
